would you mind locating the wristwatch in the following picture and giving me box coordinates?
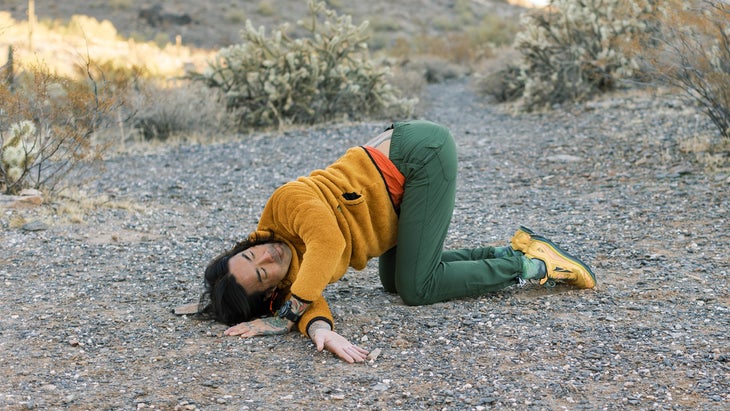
[277,300,302,323]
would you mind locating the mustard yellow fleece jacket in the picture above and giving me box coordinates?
[249,147,399,335]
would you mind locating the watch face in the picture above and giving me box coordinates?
[277,300,300,322]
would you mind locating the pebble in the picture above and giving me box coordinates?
[367,348,381,361]
[22,220,48,231]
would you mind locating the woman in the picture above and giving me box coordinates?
[199,120,596,363]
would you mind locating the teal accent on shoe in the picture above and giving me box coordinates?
[518,226,536,236]
[521,256,547,280]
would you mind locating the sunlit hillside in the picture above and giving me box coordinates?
[0,12,211,80]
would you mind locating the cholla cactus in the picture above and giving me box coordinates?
[501,0,659,110]
[192,0,414,128]
[1,120,38,186]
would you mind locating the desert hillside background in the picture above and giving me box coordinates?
[0,0,527,78]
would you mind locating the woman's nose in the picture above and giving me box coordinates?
[259,248,274,263]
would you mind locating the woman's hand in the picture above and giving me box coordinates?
[224,317,291,338]
[309,324,369,364]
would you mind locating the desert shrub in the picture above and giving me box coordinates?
[479,61,524,103]
[192,0,415,129]
[646,0,730,140]
[0,63,114,194]
[226,10,247,24]
[126,79,235,141]
[485,0,658,110]
[256,0,277,17]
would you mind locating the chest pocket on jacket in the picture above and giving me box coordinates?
[339,191,365,209]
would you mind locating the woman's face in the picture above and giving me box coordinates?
[228,242,292,296]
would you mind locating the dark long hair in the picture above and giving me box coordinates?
[198,232,287,325]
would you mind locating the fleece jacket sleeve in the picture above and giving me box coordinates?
[297,295,334,336]
[286,197,347,304]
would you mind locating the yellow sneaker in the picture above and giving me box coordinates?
[523,235,596,289]
[510,226,535,253]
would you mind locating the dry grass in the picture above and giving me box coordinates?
[54,187,145,224]
[7,212,27,229]
[679,134,730,171]
[3,185,143,229]
[122,79,234,142]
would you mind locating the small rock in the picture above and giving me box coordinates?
[545,154,582,163]
[0,193,43,209]
[367,348,381,362]
[668,164,692,176]
[22,220,48,231]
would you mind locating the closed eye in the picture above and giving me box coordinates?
[242,252,263,283]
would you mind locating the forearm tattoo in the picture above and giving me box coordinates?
[255,317,290,335]
[290,297,309,316]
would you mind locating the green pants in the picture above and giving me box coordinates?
[378,120,523,305]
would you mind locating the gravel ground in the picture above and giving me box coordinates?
[1,78,729,410]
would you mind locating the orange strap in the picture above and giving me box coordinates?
[363,146,405,209]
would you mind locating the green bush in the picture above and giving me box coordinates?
[485,0,657,110]
[192,0,414,129]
